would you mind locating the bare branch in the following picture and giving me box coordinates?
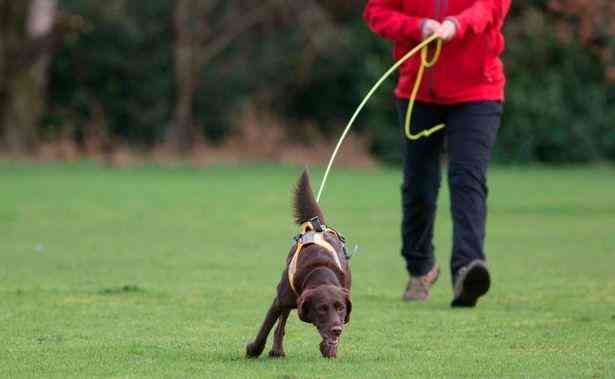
[197,0,284,66]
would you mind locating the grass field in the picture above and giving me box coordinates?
[1,162,614,378]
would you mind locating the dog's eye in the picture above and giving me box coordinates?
[319,305,328,313]
[334,302,343,312]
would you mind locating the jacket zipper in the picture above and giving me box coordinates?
[427,0,441,101]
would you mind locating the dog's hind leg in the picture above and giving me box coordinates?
[246,299,282,358]
[268,308,290,358]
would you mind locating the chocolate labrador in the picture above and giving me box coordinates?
[246,170,352,359]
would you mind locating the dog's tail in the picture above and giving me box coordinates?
[293,169,326,225]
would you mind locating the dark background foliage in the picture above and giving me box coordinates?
[1,0,613,163]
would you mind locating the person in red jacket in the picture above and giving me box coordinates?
[364,0,511,307]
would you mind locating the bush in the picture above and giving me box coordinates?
[497,10,615,163]
[47,0,173,146]
[43,1,614,163]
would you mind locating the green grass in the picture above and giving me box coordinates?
[1,162,614,378]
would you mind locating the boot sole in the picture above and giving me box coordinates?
[451,262,490,308]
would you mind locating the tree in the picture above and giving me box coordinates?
[0,0,59,153]
[170,0,197,152]
[169,0,290,152]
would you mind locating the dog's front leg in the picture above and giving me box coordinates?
[268,308,290,358]
[246,298,282,358]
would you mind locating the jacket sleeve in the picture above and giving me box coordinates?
[363,0,424,43]
[447,0,511,38]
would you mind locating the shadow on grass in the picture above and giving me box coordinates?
[98,285,145,295]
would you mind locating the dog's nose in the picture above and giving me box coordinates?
[330,326,342,337]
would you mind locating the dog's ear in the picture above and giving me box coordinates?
[343,289,352,324]
[297,290,313,323]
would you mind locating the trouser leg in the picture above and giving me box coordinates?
[444,101,502,281]
[396,98,445,277]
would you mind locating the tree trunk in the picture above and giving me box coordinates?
[0,0,56,154]
[0,0,8,148]
[169,0,198,153]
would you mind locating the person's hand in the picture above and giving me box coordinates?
[421,19,441,40]
[434,19,457,42]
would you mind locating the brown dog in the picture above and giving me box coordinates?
[246,170,352,359]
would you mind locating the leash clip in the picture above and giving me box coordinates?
[309,216,324,232]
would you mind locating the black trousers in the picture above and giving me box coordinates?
[396,98,502,282]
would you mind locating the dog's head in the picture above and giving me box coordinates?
[297,285,352,357]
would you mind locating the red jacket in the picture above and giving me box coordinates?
[364,0,510,104]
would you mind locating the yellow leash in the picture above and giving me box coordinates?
[405,37,444,140]
[316,35,444,203]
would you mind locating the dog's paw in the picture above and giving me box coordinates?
[268,349,286,359]
[246,341,265,358]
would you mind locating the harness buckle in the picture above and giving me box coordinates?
[309,216,325,233]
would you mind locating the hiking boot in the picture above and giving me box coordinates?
[402,265,440,301]
[451,260,491,308]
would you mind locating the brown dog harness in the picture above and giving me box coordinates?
[288,219,344,295]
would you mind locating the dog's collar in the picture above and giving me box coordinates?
[288,218,345,295]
